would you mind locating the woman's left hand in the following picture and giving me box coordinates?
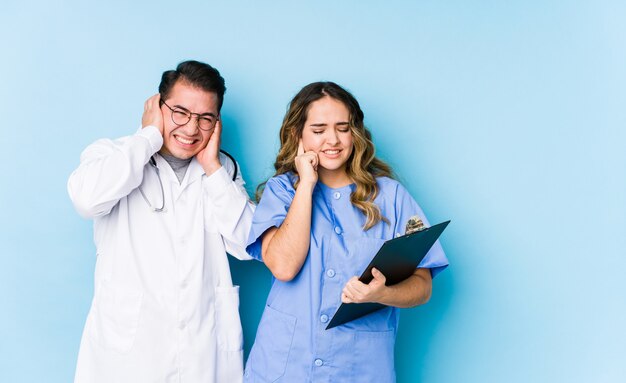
[341,268,388,304]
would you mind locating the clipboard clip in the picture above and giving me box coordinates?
[405,215,427,234]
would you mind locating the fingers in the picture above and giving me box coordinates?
[344,283,361,299]
[145,94,160,109]
[294,139,319,186]
[341,292,352,304]
[297,139,305,156]
[297,140,318,163]
[310,151,319,171]
[342,272,388,304]
[296,139,318,165]
[371,268,387,284]
[142,94,164,133]
[302,151,318,171]
[342,277,366,303]
[211,118,222,144]
[195,117,223,175]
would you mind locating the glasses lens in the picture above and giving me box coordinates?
[171,110,190,126]
[198,117,215,131]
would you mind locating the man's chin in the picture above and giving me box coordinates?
[159,147,196,160]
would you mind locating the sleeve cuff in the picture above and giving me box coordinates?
[136,125,163,154]
[203,166,232,199]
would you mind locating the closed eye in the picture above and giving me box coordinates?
[173,109,190,118]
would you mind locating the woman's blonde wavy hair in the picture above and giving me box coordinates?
[258,81,395,231]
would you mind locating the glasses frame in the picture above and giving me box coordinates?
[160,100,218,131]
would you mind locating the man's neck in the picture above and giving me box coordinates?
[160,153,192,184]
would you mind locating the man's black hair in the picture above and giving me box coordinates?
[158,60,226,110]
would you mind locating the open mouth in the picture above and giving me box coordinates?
[322,149,341,155]
[174,135,198,146]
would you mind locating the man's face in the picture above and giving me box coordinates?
[159,81,219,160]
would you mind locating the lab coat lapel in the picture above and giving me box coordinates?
[174,158,204,202]
[184,158,205,186]
[153,155,204,203]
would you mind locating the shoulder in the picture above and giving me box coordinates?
[374,176,418,207]
[257,173,297,206]
[375,176,403,194]
[266,172,297,193]
[80,128,160,160]
[80,135,132,160]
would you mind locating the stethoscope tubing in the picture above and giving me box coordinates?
[138,150,238,212]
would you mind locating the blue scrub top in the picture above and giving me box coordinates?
[245,173,448,383]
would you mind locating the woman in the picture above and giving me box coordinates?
[245,82,448,382]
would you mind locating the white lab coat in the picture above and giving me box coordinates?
[68,126,254,383]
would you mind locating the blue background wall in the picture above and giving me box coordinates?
[1,1,624,382]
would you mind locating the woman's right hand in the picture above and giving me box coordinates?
[295,140,318,187]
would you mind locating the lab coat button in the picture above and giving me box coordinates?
[179,321,186,330]
[181,281,188,289]
[314,358,323,367]
[320,314,329,323]
[333,191,341,199]
[326,269,335,278]
[334,226,342,235]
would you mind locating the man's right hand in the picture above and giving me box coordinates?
[295,140,318,188]
[142,94,164,135]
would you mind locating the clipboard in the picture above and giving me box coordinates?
[325,220,450,330]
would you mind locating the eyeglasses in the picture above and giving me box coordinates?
[160,100,218,131]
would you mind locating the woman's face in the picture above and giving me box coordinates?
[300,96,354,177]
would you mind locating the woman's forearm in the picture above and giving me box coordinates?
[262,182,316,281]
[378,268,432,308]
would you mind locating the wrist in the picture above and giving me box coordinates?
[296,179,316,193]
[202,161,222,176]
[375,285,393,305]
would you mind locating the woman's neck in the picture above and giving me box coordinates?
[318,168,352,189]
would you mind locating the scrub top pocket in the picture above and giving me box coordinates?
[246,305,297,382]
[351,329,396,382]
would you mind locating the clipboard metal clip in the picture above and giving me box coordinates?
[405,215,427,234]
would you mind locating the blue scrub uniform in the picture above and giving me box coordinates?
[245,173,448,383]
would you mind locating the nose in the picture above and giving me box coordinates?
[179,117,201,135]
[326,129,340,145]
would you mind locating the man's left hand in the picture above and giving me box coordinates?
[196,119,222,176]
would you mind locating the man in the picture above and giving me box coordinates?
[68,60,254,382]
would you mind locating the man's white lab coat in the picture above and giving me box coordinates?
[68,126,254,383]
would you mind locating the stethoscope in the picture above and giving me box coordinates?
[138,149,239,212]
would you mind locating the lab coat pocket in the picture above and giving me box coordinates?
[89,280,143,354]
[247,305,297,382]
[352,329,396,382]
[215,285,244,352]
